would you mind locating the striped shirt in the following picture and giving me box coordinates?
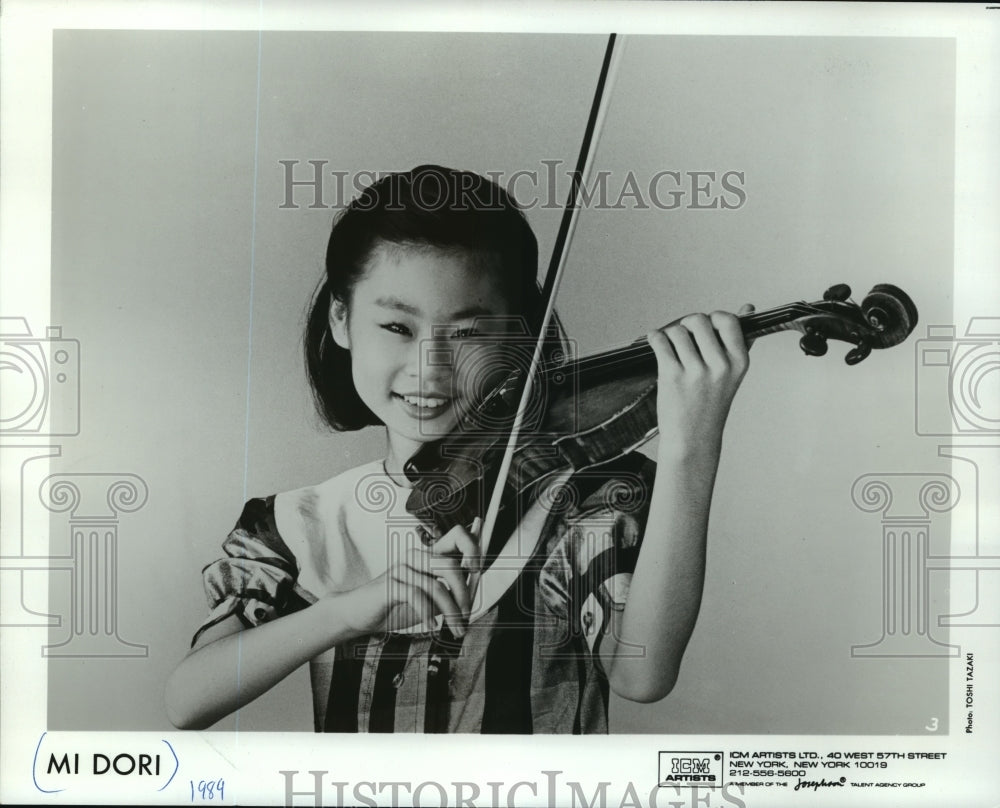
[193,453,655,733]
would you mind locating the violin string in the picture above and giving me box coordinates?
[533,311,804,380]
[530,303,813,378]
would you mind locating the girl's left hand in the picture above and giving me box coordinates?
[647,303,754,460]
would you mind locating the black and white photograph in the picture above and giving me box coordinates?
[1,2,997,806]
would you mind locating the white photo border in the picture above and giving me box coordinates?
[2,2,998,806]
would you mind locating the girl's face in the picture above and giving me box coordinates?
[331,242,516,452]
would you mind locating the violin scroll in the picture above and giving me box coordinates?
[861,284,919,349]
[778,283,918,365]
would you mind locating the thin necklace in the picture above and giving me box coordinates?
[381,458,410,488]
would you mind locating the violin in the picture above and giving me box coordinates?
[403,281,919,540]
[405,281,917,734]
[402,32,919,731]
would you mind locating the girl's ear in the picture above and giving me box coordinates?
[329,297,350,350]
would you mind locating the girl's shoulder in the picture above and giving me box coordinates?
[267,459,398,594]
[272,458,386,541]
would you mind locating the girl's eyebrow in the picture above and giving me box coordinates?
[449,304,495,320]
[374,296,495,320]
[374,296,420,315]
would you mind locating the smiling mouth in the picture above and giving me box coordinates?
[393,392,452,415]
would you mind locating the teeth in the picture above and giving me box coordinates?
[401,394,447,409]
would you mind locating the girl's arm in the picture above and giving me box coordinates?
[165,526,478,729]
[600,308,751,703]
[165,590,373,730]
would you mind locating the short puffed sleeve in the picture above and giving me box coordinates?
[191,497,312,646]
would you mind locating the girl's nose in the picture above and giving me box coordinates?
[410,330,453,384]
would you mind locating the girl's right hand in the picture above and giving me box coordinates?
[336,520,481,638]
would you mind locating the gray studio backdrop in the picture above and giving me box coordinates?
[46,30,955,732]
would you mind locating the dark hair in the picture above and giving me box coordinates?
[304,165,547,431]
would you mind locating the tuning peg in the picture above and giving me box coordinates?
[799,333,828,356]
[845,340,872,365]
[823,283,852,302]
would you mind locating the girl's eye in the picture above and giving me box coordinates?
[380,322,412,337]
[450,327,479,340]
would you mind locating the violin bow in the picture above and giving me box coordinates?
[469,33,627,601]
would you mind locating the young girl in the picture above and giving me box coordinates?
[165,165,751,733]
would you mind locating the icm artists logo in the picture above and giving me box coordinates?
[658,752,723,788]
